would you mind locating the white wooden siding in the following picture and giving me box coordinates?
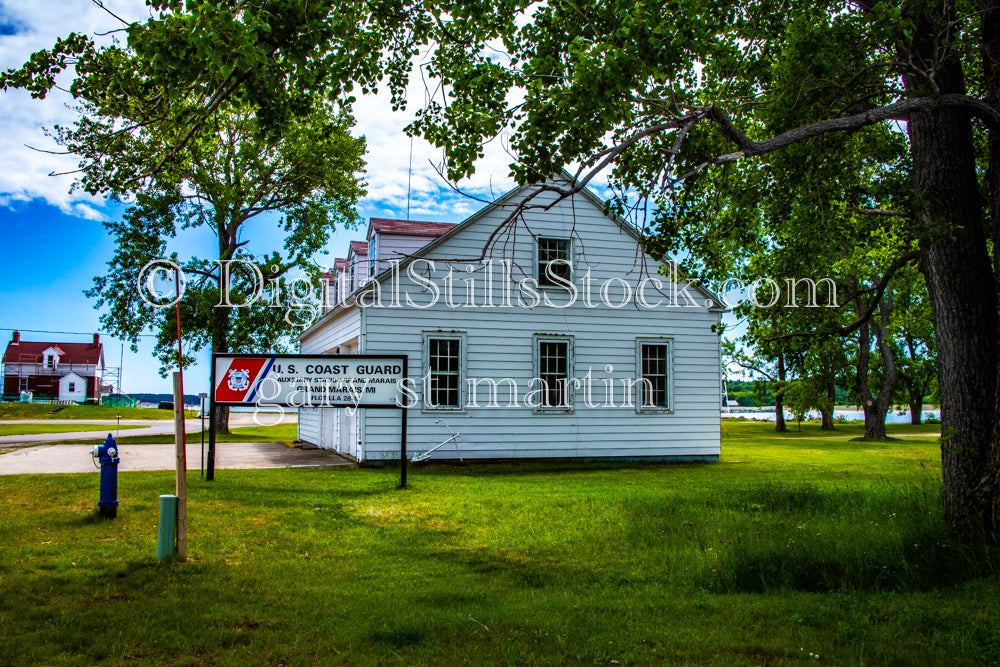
[297,307,362,446]
[373,233,441,276]
[352,186,722,461]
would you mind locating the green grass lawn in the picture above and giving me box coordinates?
[1,422,997,666]
[0,423,149,436]
[0,402,197,420]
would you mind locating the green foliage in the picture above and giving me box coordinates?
[79,103,366,375]
[1,5,371,381]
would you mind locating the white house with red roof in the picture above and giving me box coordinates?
[298,175,724,463]
[3,331,106,403]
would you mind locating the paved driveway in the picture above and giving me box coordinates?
[0,441,353,475]
[0,413,351,474]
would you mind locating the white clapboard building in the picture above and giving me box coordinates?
[297,175,724,462]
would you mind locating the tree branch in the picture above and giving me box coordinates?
[764,250,920,343]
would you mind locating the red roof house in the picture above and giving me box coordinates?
[3,331,105,402]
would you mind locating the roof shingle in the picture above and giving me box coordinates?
[4,334,103,365]
[370,218,456,238]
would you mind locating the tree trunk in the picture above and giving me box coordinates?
[775,352,787,433]
[864,293,900,439]
[211,287,231,435]
[854,313,881,438]
[213,403,231,436]
[979,0,1000,539]
[908,390,924,425]
[820,382,835,430]
[905,2,999,537]
[902,334,926,425]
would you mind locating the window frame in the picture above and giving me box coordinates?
[532,333,575,414]
[421,331,467,413]
[534,236,573,288]
[635,337,673,414]
[18,377,28,392]
[368,234,379,278]
[68,381,76,393]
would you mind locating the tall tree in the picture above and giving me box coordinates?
[80,104,365,432]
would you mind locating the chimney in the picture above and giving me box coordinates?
[11,330,19,344]
[93,333,100,346]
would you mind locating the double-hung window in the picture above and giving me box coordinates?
[423,332,466,410]
[636,338,672,412]
[533,334,573,412]
[536,237,572,287]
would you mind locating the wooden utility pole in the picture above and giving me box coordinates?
[173,371,187,558]
[173,269,187,558]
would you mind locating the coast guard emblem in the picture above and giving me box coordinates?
[227,368,251,392]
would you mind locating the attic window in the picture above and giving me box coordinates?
[45,355,55,369]
[537,237,572,287]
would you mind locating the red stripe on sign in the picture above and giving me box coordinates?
[214,358,270,403]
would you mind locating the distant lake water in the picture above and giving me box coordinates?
[724,408,941,423]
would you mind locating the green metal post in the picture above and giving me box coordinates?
[157,494,178,560]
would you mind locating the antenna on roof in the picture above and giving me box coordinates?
[406,134,413,221]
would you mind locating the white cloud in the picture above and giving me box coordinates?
[0,2,524,221]
[0,0,150,214]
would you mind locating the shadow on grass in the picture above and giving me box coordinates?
[400,459,716,478]
[625,481,1000,593]
[706,535,1000,593]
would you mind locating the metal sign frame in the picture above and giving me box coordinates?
[207,353,409,488]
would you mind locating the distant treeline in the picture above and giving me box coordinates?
[726,380,850,408]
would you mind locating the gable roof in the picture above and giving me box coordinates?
[334,258,348,271]
[4,336,103,365]
[369,218,457,238]
[301,173,725,338]
[348,241,369,258]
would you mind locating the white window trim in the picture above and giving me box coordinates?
[532,333,575,414]
[534,236,574,289]
[635,337,674,414]
[421,330,468,413]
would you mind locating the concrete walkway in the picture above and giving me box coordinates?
[0,441,353,475]
[0,413,349,474]
[0,419,199,445]
[0,412,294,446]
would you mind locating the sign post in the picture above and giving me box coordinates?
[207,356,217,482]
[209,353,409,486]
[199,392,207,478]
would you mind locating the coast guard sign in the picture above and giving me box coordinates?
[212,354,406,408]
